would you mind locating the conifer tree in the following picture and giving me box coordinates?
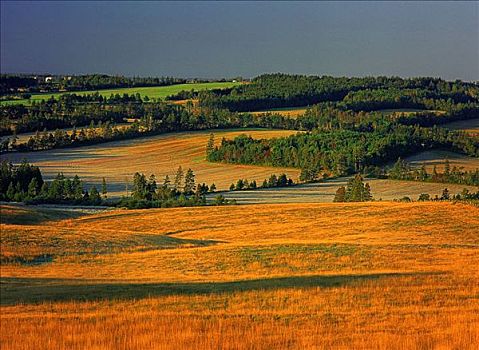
[174,166,184,191]
[101,177,108,199]
[183,168,195,195]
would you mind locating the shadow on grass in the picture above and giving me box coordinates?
[0,272,438,305]
[0,204,89,225]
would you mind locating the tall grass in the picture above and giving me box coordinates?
[1,202,478,349]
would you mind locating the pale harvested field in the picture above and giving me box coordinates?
[1,202,478,349]
[210,177,478,204]
[404,149,479,172]
[2,129,300,196]
[444,118,479,135]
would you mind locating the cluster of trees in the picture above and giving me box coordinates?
[401,188,479,203]
[3,121,145,152]
[198,73,478,112]
[228,173,294,191]
[118,166,225,209]
[388,158,479,186]
[0,160,105,204]
[333,174,373,202]
[1,161,237,208]
[207,126,479,180]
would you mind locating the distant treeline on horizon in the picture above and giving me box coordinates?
[0,73,245,95]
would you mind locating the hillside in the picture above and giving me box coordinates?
[2,129,300,196]
[1,202,478,349]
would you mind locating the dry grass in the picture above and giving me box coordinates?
[2,129,300,196]
[444,118,479,136]
[404,149,479,172]
[1,202,479,349]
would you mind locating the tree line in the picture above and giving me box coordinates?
[0,160,104,205]
[198,73,478,112]
[228,173,295,191]
[207,126,479,182]
[388,158,479,186]
[1,74,188,95]
[0,160,235,208]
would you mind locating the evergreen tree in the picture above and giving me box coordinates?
[132,172,148,200]
[101,177,108,199]
[183,168,195,194]
[441,188,450,200]
[444,159,451,178]
[147,174,157,197]
[27,178,39,198]
[206,133,215,154]
[418,193,430,201]
[174,166,184,191]
[236,179,245,190]
[333,186,346,202]
[6,182,15,200]
[345,174,373,202]
[89,186,102,205]
[162,175,171,189]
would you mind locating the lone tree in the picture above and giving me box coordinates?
[183,168,196,195]
[206,133,215,154]
[101,177,108,199]
[174,166,184,191]
[441,188,450,200]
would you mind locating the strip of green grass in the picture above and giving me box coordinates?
[1,81,242,106]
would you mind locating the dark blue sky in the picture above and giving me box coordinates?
[1,1,478,80]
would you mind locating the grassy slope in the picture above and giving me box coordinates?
[4,125,477,200]
[0,81,242,106]
[2,129,301,195]
[1,202,478,349]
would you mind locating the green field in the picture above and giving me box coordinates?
[0,81,242,106]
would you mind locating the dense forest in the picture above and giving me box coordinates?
[207,126,479,182]
[198,73,479,112]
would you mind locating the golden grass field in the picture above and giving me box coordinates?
[2,129,301,196]
[1,201,479,349]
